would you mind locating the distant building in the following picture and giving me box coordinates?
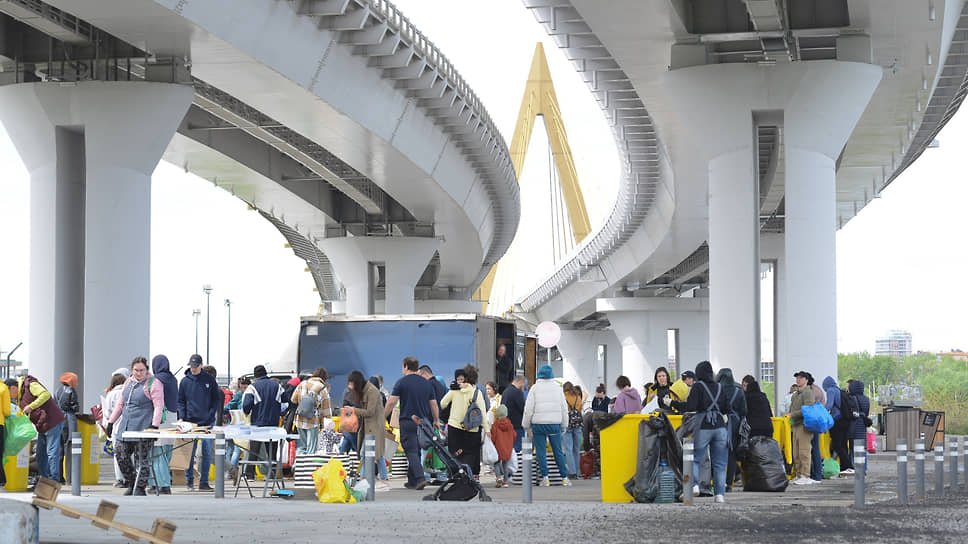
[937,351,968,362]
[760,361,775,383]
[875,330,913,359]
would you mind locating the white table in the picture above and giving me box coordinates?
[121,427,293,497]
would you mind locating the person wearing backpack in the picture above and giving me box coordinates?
[846,379,871,469]
[105,357,164,496]
[685,361,730,503]
[562,381,583,480]
[823,376,853,475]
[440,364,490,479]
[790,371,817,484]
[290,367,331,454]
[716,368,747,492]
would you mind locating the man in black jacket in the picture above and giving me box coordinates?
[685,361,730,503]
[177,354,221,491]
[500,375,527,452]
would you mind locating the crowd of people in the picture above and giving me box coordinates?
[1,347,872,501]
[597,362,873,501]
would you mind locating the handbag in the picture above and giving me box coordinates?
[339,406,359,433]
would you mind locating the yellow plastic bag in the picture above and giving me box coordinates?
[312,459,354,503]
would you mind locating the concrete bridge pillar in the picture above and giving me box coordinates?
[597,297,709,393]
[660,60,881,380]
[319,236,440,315]
[0,81,193,409]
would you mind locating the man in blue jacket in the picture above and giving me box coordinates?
[242,364,283,478]
[177,354,221,491]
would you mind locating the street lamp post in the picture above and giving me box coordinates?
[203,285,213,365]
[192,309,201,354]
[224,299,232,383]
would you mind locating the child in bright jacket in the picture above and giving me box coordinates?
[490,404,516,487]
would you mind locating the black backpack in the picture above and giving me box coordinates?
[843,390,860,421]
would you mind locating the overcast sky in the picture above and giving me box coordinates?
[1,0,966,377]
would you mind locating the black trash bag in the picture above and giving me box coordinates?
[735,418,752,462]
[675,412,702,442]
[593,411,625,432]
[742,436,788,492]
[624,414,683,503]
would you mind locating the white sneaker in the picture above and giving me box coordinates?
[792,476,810,485]
[561,477,572,487]
[539,477,551,487]
[714,494,725,503]
[840,468,855,475]
[692,484,700,496]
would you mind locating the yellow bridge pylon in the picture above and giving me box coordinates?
[475,43,591,314]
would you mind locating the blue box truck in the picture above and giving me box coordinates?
[297,314,517,409]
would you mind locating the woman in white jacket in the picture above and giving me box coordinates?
[522,364,571,487]
[99,373,127,487]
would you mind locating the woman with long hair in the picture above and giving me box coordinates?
[100,373,128,487]
[347,370,388,491]
[106,357,163,496]
[440,364,490,478]
[562,381,583,480]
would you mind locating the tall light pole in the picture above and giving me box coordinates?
[224,298,232,383]
[203,285,213,365]
[192,309,201,354]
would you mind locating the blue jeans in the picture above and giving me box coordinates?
[297,427,319,454]
[376,456,388,480]
[532,424,568,480]
[148,444,173,488]
[37,421,65,482]
[562,426,582,477]
[186,439,213,486]
[810,432,823,481]
[693,427,728,496]
[513,428,524,452]
[398,419,425,486]
[339,432,358,455]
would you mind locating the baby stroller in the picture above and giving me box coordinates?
[412,416,491,502]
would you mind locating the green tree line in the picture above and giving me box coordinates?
[838,352,968,433]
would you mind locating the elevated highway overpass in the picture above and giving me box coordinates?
[516,0,968,398]
[0,0,519,408]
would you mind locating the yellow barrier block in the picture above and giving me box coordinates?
[601,413,796,503]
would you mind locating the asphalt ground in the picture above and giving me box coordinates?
[2,449,966,542]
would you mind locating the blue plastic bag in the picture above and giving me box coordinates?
[802,403,834,433]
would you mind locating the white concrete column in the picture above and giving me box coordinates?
[319,237,440,315]
[660,60,881,383]
[0,82,194,409]
[598,297,709,393]
[761,233,788,405]
[556,328,621,392]
[708,146,760,378]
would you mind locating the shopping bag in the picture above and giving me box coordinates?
[866,431,877,453]
[4,413,38,457]
[338,406,359,432]
[312,458,352,503]
[482,436,499,465]
[802,403,834,433]
[640,397,660,414]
